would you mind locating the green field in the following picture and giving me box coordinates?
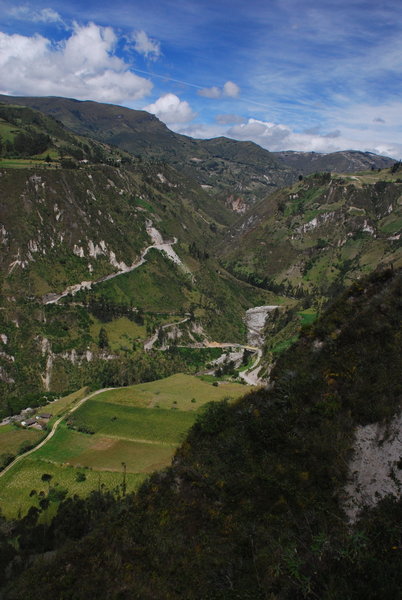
[0,375,249,517]
[94,373,247,409]
[0,425,43,456]
[89,316,146,351]
[0,458,145,518]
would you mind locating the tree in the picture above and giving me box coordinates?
[41,473,52,489]
[98,327,109,349]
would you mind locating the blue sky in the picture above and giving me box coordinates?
[1,0,402,157]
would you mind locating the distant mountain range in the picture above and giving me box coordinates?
[273,149,395,174]
[0,95,395,213]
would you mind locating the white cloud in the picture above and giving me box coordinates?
[32,8,63,23]
[198,80,240,99]
[224,118,402,158]
[198,86,221,99]
[143,93,196,125]
[175,122,226,139]
[9,5,63,24]
[223,80,240,98]
[0,23,152,103]
[132,30,160,60]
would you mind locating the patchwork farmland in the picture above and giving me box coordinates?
[0,374,249,517]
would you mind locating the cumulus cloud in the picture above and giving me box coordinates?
[198,80,240,99]
[0,23,152,102]
[131,30,160,60]
[143,93,196,124]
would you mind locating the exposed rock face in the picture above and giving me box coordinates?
[343,412,402,522]
[245,305,279,347]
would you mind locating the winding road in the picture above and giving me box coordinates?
[43,223,190,305]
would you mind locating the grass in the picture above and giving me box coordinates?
[271,336,299,355]
[89,316,146,350]
[0,158,53,168]
[69,401,200,444]
[0,374,249,517]
[132,197,154,213]
[0,425,43,456]
[298,310,318,326]
[33,423,176,473]
[0,457,145,518]
[94,373,248,409]
[67,439,175,474]
[94,250,191,312]
[378,214,402,234]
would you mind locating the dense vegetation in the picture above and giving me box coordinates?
[1,268,401,599]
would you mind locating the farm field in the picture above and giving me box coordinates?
[0,457,145,518]
[93,373,248,409]
[0,425,43,456]
[0,375,250,517]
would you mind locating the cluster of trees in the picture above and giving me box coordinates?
[87,298,144,325]
[188,241,210,261]
[0,131,50,158]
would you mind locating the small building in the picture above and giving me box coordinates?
[21,418,36,427]
[30,422,44,431]
[36,413,52,420]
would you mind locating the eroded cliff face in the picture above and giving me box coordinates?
[343,412,402,522]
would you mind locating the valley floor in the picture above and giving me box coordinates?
[0,374,252,518]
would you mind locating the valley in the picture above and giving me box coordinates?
[0,97,401,598]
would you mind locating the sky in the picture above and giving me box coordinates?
[1,0,402,158]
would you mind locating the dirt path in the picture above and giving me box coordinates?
[43,223,190,305]
[0,387,115,479]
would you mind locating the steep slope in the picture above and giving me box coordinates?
[220,169,402,363]
[0,95,295,209]
[4,268,402,599]
[222,170,402,298]
[0,105,277,413]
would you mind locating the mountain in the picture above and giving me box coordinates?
[218,167,402,370]
[0,102,401,410]
[0,103,278,414]
[0,95,295,211]
[0,96,394,213]
[273,149,395,175]
[221,167,402,293]
[3,267,402,599]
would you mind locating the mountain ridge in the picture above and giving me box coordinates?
[0,95,395,213]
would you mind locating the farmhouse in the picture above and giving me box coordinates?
[36,413,52,420]
[21,418,36,427]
